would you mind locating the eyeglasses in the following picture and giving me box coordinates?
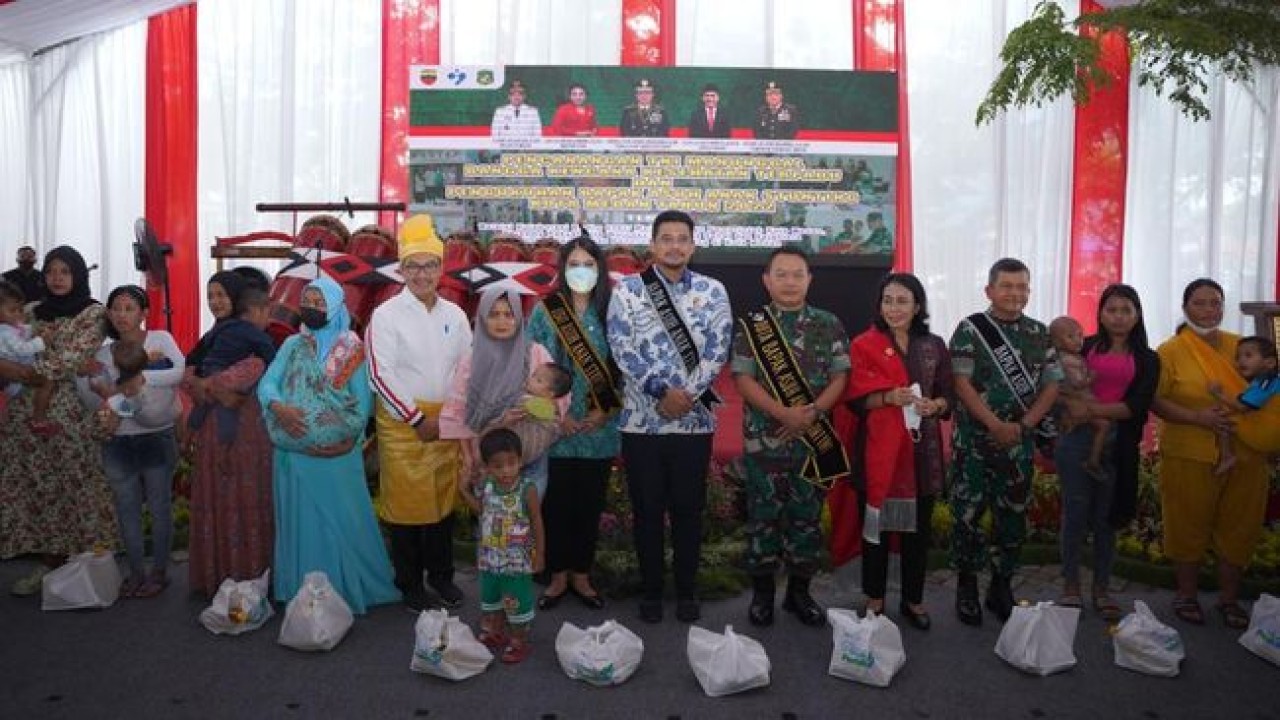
[401,260,442,275]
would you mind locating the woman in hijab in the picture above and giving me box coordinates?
[258,276,399,612]
[182,270,274,597]
[0,246,117,596]
[440,287,566,497]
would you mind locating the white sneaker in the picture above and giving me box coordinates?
[10,565,49,596]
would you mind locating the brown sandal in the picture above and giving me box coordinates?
[1215,602,1249,630]
[1093,595,1122,622]
[1172,597,1205,625]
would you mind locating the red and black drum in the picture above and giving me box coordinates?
[267,224,346,343]
[440,232,484,318]
[344,224,397,331]
[605,244,647,280]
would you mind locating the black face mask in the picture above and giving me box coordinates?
[299,308,328,330]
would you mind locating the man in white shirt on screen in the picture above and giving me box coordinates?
[491,80,543,140]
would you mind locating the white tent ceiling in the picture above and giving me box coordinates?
[0,0,192,65]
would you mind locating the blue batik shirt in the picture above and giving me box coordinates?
[606,267,732,435]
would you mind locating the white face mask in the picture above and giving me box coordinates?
[1185,315,1220,336]
[564,266,598,294]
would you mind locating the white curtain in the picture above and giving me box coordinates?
[14,23,147,301]
[904,0,1077,338]
[197,0,383,331]
[0,62,32,257]
[440,0,622,65]
[1124,66,1280,338]
[677,0,853,69]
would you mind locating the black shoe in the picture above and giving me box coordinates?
[675,596,701,623]
[570,585,606,610]
[402,589,432,614]
[899,601,932,631]
[985,574,1014,622]
[537,589,567,610]
[748,574,776,627]
[428,578,464,609]
[956,572,982,626]
[638,598,663,624]
[782,576,825,626]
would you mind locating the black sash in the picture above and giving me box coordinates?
[964,312,1059,443]
[641,267,721,408]
[738,306,850,489]
[541,293,621,414]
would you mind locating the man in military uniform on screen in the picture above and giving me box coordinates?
[620,79,670,137]
[753,81,800,140]
[490,80,543,139]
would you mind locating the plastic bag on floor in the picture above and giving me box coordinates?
[1238,593,1280,667]
[410,609,493,680]
[278,572,354,652]
[686,625,771,697]
[555,620,645,686]
[827,608,906,687]
[1113,600,1185,676]
[995,601,1080,675]
[199,570,274,635]
[41,551,122,611]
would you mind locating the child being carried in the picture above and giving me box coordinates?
[1207,335,1279,476]
[1050,316,1111,479]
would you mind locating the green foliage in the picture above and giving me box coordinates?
[976,0,1280,125]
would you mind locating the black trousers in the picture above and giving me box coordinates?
[860,494,935,604]
[543,456,613,574]
[621,433,712,600]
[386,514,456,594]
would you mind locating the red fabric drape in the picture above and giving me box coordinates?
[145,4,198,352]
[1067,0,1130,332]
[852,1,911,270]
[853,0,896,72]
[379,0,441,230]
[621,0,675,66]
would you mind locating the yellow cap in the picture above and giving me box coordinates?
[398,214,444,261]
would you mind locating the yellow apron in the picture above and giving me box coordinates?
[375,400,460,525]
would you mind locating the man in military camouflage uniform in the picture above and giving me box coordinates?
[948,257,1061,626]
[619,79,670,137]
[731,246,849,627]
[753,80,800,140]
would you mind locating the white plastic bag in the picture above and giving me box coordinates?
[1238,593,1280,667]
[994,601,1080,676]
[199,570,274,635]
[555,620,645,686]
[686,625,771,697]
[278,572,355,652]
[410,609,493,680]
[1113,600,1185,676]
[41,551,122,611]
[826,608,907,687]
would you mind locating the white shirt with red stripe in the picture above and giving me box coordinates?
[365,289,472,426]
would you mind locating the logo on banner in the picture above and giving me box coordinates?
[411,65,506,90]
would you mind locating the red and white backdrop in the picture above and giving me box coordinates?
[0,0,1277,350]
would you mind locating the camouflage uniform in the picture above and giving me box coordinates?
[731,304,850,576]
[948,310,1061,577]
[619,104,670,137]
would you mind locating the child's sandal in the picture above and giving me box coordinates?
[478,630,507,652]
[500,640,530,664]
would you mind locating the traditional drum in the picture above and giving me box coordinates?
[267,223,347,341]
[345,224,397,331]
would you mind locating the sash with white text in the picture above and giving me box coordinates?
[541,292,621,414]
[641,267,721,409]
[964,312,1058,442]
[739,306,849,489]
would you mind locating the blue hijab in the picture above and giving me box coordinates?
[302,276,349,361]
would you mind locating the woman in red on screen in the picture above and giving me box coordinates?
[548,83,598,137]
